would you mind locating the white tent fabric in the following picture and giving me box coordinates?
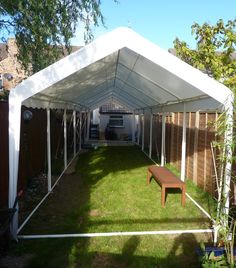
[11,27,231,112]
[8,27,233,238]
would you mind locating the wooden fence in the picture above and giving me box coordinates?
[142,112,217,196]
[0,102,9,207]
[0,102,75,207]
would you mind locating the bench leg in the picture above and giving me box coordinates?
[181,185,186,206]
[161,186,166,207]
[147,170,151,185]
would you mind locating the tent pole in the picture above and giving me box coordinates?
[223,96,233,223]
[86,111,90,141]
[137,114,140,145]
[46,108,52,192]
[181,104,186,181]
[8,97,22,239]
[149,113,153,158]
[83,112,87,142]
[132,112,135,143]
[142,114,145,151]
[161,112,166,166]
[73,110,76,157]
[63,109,67,169]
[79,112,82,151]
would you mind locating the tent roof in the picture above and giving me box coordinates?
[10,27,232,113]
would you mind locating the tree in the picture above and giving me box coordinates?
[174,19,236,90]
[0,0,107,73]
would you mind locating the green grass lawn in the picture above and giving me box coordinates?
[14,146,216,267]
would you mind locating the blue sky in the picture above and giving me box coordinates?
[72,0,236,50]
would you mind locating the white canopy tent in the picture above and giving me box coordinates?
[9,27,233,238]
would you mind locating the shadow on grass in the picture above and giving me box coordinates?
[16,234,202,267]
[16,146,210,267]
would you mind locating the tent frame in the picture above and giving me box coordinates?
[8,27,234,240]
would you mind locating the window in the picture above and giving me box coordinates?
[109,115,124,127]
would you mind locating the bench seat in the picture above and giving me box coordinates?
[147,165,186,207]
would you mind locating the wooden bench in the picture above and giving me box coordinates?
[147,166,186,207]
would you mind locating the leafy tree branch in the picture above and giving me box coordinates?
[0,0,111,73]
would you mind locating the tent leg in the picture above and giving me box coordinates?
[79,112,82,151]
[142,114,145,151]
[132,112,135,143]
[137,114,140,145]
[73,110,76,157]
[181,105,186,181]
[64,109,67,169]
[86,111,90,141]
[83,112,87,142]
[149,113,153,158]
[161,113,166,167]
[223,98,233,222]
[47,108,52,192]
[8,98,21,239]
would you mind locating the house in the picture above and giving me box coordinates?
[0,39,26,91]
[0,39,81,92]
[91,102,138,141]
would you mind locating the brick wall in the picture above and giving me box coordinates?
[0,39,27,91]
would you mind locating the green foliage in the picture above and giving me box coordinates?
[174,18,236,90]
[199,243,228,268]
[0,90,9,101]
[174,18,236,267]
[0,0,108,73]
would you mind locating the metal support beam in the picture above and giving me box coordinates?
[223,97,233,222]
[79,112,82,151]
[46,108,52,192]
[137,114,141,145]
[63,109,67,169]
[142,114,145,151]
[86,112,90,141]
[83,112,87,141]
[149,113,153,158]
[181,105,186,181]
[73,110,76,157]
[132,112,135,143]
[8,98,21,239]
[161,113,166,166]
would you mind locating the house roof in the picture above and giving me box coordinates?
[9,27,233,113]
